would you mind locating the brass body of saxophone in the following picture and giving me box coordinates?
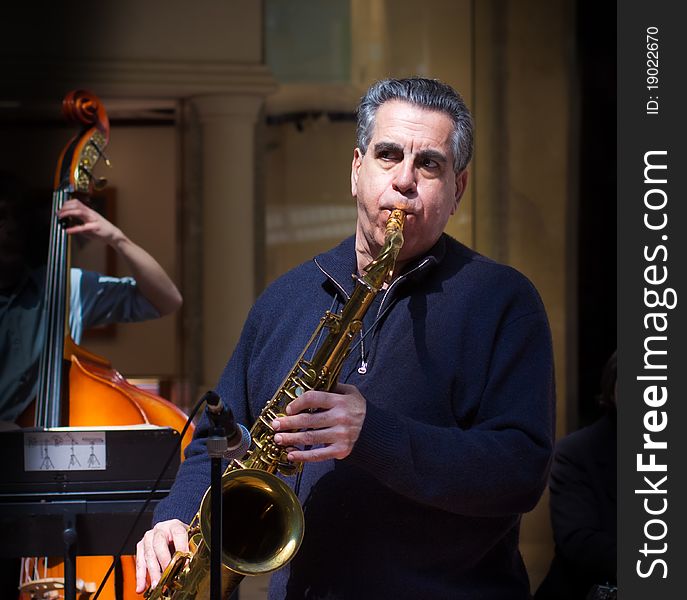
[146,209,406,600]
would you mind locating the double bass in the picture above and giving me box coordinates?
[18,90,194,600]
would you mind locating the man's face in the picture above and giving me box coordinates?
[351,100,468,265]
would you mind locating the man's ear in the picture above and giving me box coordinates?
[451,169,469,215]
[351,148,363,197]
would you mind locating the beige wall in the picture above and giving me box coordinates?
[2,0,262,66]
[265,120,357,283]
[471,3,575,583]
[77,126,180,377]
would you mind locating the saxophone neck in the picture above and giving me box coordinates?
[361,209,406,290]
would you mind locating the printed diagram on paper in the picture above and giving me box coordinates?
[24,431,106,471]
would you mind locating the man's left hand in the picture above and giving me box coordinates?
[271,382,366,462]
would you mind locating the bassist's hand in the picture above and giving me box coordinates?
[58,198,122,246]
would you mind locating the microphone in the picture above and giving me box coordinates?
[203,391,252,460]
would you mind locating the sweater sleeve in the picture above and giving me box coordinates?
[346,308,555,517]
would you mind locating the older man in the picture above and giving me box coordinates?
[137,77,555,599]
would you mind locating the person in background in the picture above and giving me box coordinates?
[535,351,617,600]
[0,172,183,423]
[0,172,183,597]
[137,77,555,599]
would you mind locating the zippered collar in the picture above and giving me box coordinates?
[313,233,448,300]
[313,234,448,376]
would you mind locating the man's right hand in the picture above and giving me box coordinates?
[135,519,190,593]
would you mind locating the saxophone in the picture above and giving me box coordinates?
[146,209,406,600]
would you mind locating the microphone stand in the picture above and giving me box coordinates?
[204,391,250,600]
[206,405,228,600]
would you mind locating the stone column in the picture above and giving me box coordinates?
[191,94,265,389]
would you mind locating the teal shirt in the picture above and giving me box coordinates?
[0,267,159,422]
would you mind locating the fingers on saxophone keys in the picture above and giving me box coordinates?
[136,537,161,592]
[168,519,190,554]
[286,390,335,414]
[287,445,341,463]
[274,427,339,449]
[135,540,148,592]
[273,411,327,433]
[139,526,171,590]
[153,528,174,570]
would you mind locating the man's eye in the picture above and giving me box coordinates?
[421,158,439,169]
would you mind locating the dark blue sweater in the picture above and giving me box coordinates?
[155,234,556,599]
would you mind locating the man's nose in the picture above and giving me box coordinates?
[392,159,417,194]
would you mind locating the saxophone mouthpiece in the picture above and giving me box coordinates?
[384,210,406,252]
[386,209,406,235]
[360,208,406,285]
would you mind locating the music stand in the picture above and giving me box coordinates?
[0,498,163,599]
[0,426,180,600]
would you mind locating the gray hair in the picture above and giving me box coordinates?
[356,77,474,173]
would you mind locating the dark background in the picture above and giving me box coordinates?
[576,0,617,427]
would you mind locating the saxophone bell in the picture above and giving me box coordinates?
[198,469,304,576]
